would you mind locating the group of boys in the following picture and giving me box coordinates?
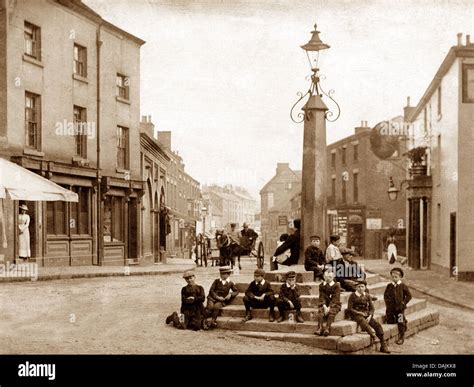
[165,266,239,331]
[165,259,412,354]
[304,234,366,291]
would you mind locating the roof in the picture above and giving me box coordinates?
[56,0,146,46]
[260,167,301,194]
[408,44,474,122]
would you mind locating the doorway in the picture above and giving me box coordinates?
[128,198,138,263]
[450,212,456,277]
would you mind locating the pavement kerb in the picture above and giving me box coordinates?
[0,266,195,284]
[365,269,474,313]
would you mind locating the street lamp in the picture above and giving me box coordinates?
[290,23,340,123]
[388,176,410,201]
[291,22,340,263]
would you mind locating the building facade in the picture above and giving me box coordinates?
[0,0,145,266]
[407,33,474,281]
[259,163,302,256]
[262,122,408,259]
[157,131,201,258]
[325,121,407,259]
[140,116,169,264]
[202,184,258,233]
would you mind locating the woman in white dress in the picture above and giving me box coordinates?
[387,236,397,264]
[18,204,31,262]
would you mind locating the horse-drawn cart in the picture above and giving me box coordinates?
[215,229,265,269]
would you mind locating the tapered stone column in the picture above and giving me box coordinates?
[300,94,328,262]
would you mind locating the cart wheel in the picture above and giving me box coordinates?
[257,242,264,269]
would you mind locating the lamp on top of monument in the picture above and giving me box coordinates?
[290,22,340,123]
[301,23,330,75]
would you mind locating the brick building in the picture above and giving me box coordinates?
[202,184,258,232]
[157,131,201,258]
[263,121,408,259]
[139,116,169,264]
[259,163,301,256]
[0,0,145,266]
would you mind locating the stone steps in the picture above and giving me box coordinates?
[218,298,427,332]
[234,273,382,295]
[232,308,439,353]
[212,268,439,353]
[231,282,388,307]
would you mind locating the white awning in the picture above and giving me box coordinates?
[0,158,78,202]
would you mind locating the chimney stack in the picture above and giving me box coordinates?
[404,96,416,122]
[276,163,290,175]
[157,131,172,150]
[467,35,471,45]
[457,33,463,46]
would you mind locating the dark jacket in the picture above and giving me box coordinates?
[273,229,300,265]
[180,284,206,314]
[318,281,341,309]
[245,280,274,298]
[278,283,300,304]
[304,246,325,271]
[208,279,239,303]
[240,228,258,249]
[347,292,374,318]
[384,282,412,312]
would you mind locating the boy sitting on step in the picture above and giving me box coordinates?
[347,278,390,353]
[304,235,326,281]
[384,267,412,345]
[242,268,276,322]
[314,267,341,336]
[165,270,207,331]
[205,266,239,328]
[276,271,304,323]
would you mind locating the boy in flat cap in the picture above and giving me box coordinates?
[335,247,366,292]
[384,267,412,345]
[242,268,276,322]
[347,278,390,353]
[276,271,304,323]
[326,235,342,263]
[304,235,326,281]
[205,266,239,329]
[314,267,341,336]
[165,270,207,331]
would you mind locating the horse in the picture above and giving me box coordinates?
[215,230,254,270]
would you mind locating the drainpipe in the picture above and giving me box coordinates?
[96,24,103,265]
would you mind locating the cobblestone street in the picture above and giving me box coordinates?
[0,258,473,354]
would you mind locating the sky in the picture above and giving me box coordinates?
[85,0,474,199]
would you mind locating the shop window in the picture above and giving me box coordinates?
[47,201,66,235]
[70,187,91,235]
[103,196,123,242]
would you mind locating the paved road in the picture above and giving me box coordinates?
[0,260,472,354]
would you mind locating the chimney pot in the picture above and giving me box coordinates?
[407,96,411,107]
[467,35,471,45]
[148,115,151,122]
[457,33,463,46]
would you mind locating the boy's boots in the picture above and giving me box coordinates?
[277,310,286,323]
[314,315,324,336]
[296,311,305,323]
[380,340,391,353]
[269,308,276,322]
[396,323,406,345]
[378,333,391,353]
[242,310,253,322]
